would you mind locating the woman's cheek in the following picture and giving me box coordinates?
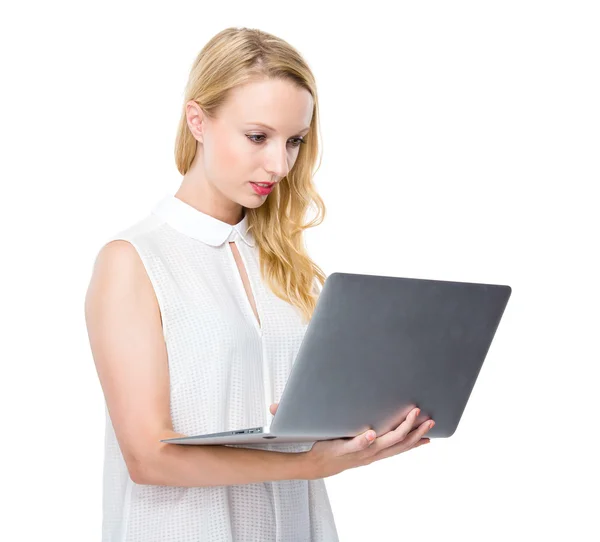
[219,136,248,172]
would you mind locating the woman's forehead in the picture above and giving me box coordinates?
[222,80,313,130]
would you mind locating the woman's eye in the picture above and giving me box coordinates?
[246,134,306,148]
[290,137,306,147]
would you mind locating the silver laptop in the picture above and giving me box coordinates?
[161,272,511,446]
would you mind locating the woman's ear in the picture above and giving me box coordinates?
[186,100,206,143]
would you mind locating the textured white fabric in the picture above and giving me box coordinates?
[100,193,339,542]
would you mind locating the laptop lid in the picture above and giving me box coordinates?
[270,272,511,439]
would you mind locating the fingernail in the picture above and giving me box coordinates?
[366,431,375,442]
[429,421,435,429]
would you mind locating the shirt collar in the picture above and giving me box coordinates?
[151,194,255,248]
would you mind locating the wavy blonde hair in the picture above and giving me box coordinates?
[174,27,327,325]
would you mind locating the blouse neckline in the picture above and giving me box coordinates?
[151,194,255,247]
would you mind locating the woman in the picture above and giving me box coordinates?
[85,27,434,542]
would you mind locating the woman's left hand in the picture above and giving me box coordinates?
[269,403,279,415]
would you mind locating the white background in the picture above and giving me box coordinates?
[1,1,598,540]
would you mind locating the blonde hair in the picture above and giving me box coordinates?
[174,27,327,325]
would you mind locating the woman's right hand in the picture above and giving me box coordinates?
[304,407,434,480]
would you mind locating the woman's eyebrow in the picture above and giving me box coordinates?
[246,121,310,134]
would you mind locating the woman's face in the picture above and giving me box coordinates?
[186,78,314,210]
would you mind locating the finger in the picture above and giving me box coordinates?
[342,430,377,455]
[369,407,421,452]
[373,424,433,461]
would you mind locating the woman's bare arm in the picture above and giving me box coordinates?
[84,240,311,487]
[145,432,310,487]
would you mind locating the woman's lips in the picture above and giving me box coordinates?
[250,182,274,195]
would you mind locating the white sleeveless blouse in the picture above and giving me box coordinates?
[100,194,339,542]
